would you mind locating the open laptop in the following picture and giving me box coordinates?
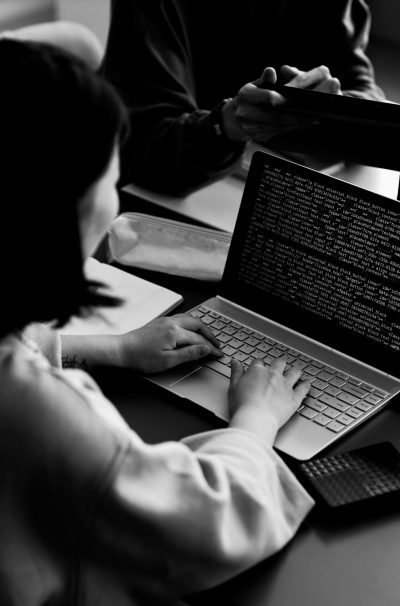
[148,151,400,460]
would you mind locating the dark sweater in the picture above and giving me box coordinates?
[103,0,385,194]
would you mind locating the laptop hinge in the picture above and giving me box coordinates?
[215,296,400,383]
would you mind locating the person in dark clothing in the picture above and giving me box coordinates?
[102,0,385,195]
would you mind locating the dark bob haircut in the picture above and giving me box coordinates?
[0,40,128,338]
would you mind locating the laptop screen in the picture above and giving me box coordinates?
[220,151,400,378]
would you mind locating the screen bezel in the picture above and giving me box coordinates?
[220,151,400,378]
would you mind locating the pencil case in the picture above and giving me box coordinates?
[107,212,231,281]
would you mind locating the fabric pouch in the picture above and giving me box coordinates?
[107,212,231,281]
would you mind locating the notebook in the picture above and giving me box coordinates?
[147,151,400,460]
[61,257,182,335]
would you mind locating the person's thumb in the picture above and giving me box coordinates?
[255,66,277,88]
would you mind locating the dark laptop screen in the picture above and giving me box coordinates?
[220,151,400,377]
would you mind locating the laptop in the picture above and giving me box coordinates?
[148,151,400,460]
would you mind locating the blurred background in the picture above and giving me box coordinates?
[0,0,399,101]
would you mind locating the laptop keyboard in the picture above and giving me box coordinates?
[190,305,388,435]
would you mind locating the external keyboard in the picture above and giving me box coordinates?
[190,305,388,435]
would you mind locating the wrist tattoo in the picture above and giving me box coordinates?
[62,354,89,372]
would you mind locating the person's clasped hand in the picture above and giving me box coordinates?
[113,314,222,373]
[221,64,342,144]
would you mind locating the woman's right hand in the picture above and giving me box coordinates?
[228,358,310,444]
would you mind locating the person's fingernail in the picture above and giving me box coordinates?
[199,345,211,357]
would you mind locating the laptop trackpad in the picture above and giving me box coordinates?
[173,367,230,421]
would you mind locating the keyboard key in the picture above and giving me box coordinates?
[319,394,349,412]
[348,377,362,386]
[337,413,354,426]
[201,315,214,325]
[222,346,236,356]
[190,309,205,318]
[304,397,327,412]
[360,383,374,392]
[227,338,243,349]
[276,343,288,352]
[209,311,220,318]
[268,347,283,357]
[303,365,320,376]
[256,342,271,352]
[323,407,341,419]
[300,407,318,419]
[309,387,323,398]
[329,377,346,388]
[355,401,374,412]
[341,384,369,398]
[211,320,226,330]
[326,420,345,433]
[231,321,242,329]
[253,331,265,339]
[217,333,232,343]
[242,327,253,334]
[313,414,331,426]
[234,331,248,341]
[324,385,341,397]
[232,351,248,362]
[221,326,237,335]
[240,344,255,354]
[373,390,387,398]
[311,360,324,368]
[337,392,359,405]
[317,370,334,382]
[313,379,329,390]
[299,354,312,362]
[346,406,363,419]
[364,393,383,405]
[245,336,260,346]
[251,351,267,360]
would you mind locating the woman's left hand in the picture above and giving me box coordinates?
[116,314,222,373]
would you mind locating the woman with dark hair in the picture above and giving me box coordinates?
[0,40,313,606]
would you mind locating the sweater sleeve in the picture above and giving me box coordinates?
[102,0,245,195]
[0,350,313,604]
[24,322,62,367]
[82,398,314,599]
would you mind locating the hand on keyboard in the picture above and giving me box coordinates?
[228,358,311,444]
[116,314,222,373]
[190,306,388,436]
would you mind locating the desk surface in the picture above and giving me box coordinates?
[94,266,400,606]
